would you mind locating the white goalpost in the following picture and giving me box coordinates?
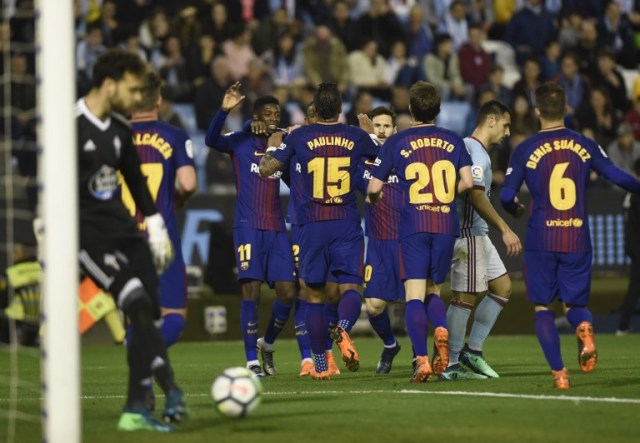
[37,1,80,442]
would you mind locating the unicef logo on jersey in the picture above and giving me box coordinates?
[88,165,118,200]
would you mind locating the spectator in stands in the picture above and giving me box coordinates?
[489,0,518,40]
[480,64,512,106]
[151,35,191,102]
[223,0,270,27]
[573,20,601,79]
[139,7,170,51]
[558,10,583,50]
[354,0,405,58]
[93,0,120,48]
[387,40,426,88]
[467,0,494,32]
[554,51,590,124]
[511,57,542,108]
[423,33,468,101]
[539,40,561,82]
[625,95,640,141]
[194,56,233,131]
[405,4,434,62]
[559,0,604,21]
[240,59,275,108]
[76,22,107,95]
[493,132,528,186]
[575,86,619,148]
[176,5,202,53]
[458,24,491,94]
[222,25,257,82]
[345,89,374,126]
[510,94,539,136]
[119,28,148,62]
[186,34,221,91]
[302,25,350,94]
[329,0,358,52]
[597,0,637,69]
[252,7,293,56]
[607,123,640,175]
[387,0,416,23]
[390,85,411,115]
[438,1,469,51]
[348,39,390,101]
[202,2,234,46]
[263,31,304,87]
[396,112,412,131]
[504,0,556,65]
[593,48,631,115]
[463,87,497,137]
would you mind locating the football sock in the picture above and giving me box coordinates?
[446,301,472,365]
[337,289,362,332]
[468,293,508,352]
[294,299,312,360]
[368,309,396,347]
[424,293,446,328]
[325,302,339,351]
[306,302,329,372]
[535,310,564,371]
[565,306,593,329]
[264,300,292,346]
[406,299,428,356]
[160,313,185,348]
[240,300,259,362]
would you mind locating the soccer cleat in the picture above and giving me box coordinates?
[310,368,331,380]
[551,367,570,389]
[376,343,401,374]
[162,389,187,423]
[326,351,341,375]
[431,327,449,375]
[117,408,175,432]
[460,344,500,378]
[330,326,359,372]
[576,322,597,373]
[247,364,265,378]
[411,356,433,383]
[439,363,488,381]
[299,359,314,377]
[257,337,277,376]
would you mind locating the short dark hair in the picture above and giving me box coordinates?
[477,100,511,125]
[409,81,440,123]
[253,95,280,114]
[314,82,342,120]
[135,71,162,112]
[91,48,146,88]
[535,82,566,120]
[370,106,397,126]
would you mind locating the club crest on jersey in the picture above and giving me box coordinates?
[471,165,483,180]
[89,165,118,200]
[240,261,249,271]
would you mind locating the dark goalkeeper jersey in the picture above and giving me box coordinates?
[76,99,156,242]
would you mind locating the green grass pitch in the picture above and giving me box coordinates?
[1,333,640,443]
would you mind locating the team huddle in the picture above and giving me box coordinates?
[77,49,640,432]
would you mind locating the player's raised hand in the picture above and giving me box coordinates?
[267,131,284,148]
[145,213,174,274]
[250,120,269,135]
[221,82,245,112]
[502,228,522,256]
[357,113,374,134]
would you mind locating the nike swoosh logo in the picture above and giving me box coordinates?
[254,151,266,156]
[247,322,257,327]
[364,160,376,165]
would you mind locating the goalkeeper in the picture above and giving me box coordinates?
[76,49,185,432]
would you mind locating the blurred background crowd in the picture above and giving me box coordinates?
[4,0,640,200]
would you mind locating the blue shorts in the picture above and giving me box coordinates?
[159,252,187,309]
[233,227,296,286]
[299,220,364,286]
[399,232,455,284]
[524,250,592,306]
[364,238,405,301]
[292,224,338,284]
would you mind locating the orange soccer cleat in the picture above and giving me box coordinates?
[431,326,450,375]
[326,351,341,375]
[330,326,360,371]
[551,367,570,389]
[299,359,314,377]
[411,355,433,383]
[576,322,597,373]
[310,367,331,380]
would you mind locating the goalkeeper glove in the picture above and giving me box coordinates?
[145,213,174,274]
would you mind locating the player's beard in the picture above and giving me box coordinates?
[111,97,133,118]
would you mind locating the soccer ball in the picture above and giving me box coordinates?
[211,367,262,418]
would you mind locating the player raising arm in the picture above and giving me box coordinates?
[500,82,640,389]
[367,81,473,383]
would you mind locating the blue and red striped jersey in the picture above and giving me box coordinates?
[371,124,472,237]
[501,127,614,253]
[271,122,378,224]
[356,159,402,240]
[206,110,286,231]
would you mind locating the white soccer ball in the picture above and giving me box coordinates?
[211,367,262,418]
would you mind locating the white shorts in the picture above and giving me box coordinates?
[450,236,507,293]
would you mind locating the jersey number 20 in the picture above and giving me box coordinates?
[405,160,456,204]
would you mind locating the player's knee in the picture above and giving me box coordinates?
[118,278,152,317]
[160,313,186,347]
[275,282,296,303]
